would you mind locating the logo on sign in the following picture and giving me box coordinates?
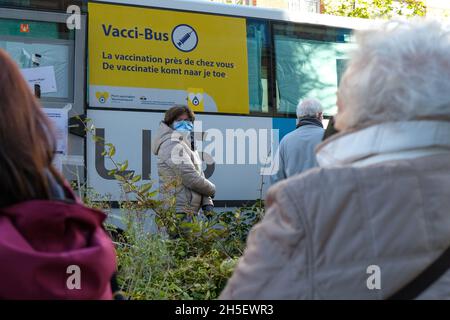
[187,88,204,111]
[171,24,198,52]
[96,92,110,104]
[20,24,30,33]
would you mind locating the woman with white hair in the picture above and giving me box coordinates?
[221,20,450,299]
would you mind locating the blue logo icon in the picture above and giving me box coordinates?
[172,24,198,52]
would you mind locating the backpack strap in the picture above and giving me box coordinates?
[388,246,450,300]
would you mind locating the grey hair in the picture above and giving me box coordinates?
[336,19,450,130]
[296,98,323,118]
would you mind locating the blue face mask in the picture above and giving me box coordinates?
[173,120,193,132]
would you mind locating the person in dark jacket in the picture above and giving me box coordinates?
[0,49,117,299]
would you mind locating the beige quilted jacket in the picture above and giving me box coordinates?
[221,120,450,299]
[152,122,215,215]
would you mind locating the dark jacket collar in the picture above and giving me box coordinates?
[296,117,323,129]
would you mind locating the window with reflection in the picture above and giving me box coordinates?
[0,18,75,100]
[247,19,270,113]
[273,23,354,116]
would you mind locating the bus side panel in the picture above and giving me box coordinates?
[86,109,279,205]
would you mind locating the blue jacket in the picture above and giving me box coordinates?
[270,122,324,185]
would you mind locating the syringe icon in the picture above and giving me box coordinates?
[177,30,194,47]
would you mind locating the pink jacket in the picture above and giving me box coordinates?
[221,121,450,299]
[0,190,117,299]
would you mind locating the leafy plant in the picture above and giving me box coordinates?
[322,0,426,19]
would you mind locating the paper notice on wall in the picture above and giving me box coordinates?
[21,66,57,93]
[43,107,68,172]
[43,108,68,156]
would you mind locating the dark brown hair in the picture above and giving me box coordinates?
[0,49,63,207]
[163,105,195,126]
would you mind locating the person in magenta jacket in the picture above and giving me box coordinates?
[0,48,117,300]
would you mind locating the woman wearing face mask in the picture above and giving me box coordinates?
[152,105,215,232]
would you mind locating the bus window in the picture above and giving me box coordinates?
[247,20,270,114]
[273,23,354,116]
[0,18,75,101]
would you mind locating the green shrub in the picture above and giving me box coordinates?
[106,203,264,300]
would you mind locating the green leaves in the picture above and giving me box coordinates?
[139,182,152,194]
[105,143,116,157]
[131,174,141,183]
[120,160,129,172]
[93,135,104,144]
[113,174,126,182]
[323,0,425,19]
[111,199,265,300]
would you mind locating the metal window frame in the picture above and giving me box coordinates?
[245,18,273,117]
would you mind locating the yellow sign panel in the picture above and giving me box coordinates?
[88,2,249,114]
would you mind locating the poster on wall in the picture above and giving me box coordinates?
[88,2,249,114]
[21,66,57,94]
[43,107,68,172]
